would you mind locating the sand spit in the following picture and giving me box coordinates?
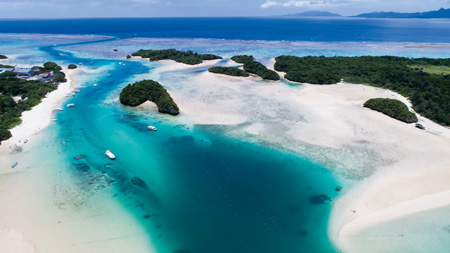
[0,68,156,253]
[137,58,450,252]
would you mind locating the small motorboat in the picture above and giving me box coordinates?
[11,162,18,168]
[73,89,81,93]
[94,84,97,87]
[24,139,28,144]
[50,118,58,122]
[105,150,116,160]
[66,104,75,108]
[147,126,157,131]
[53,108,63,112]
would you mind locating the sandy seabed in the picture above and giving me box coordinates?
[144,58,450,252]
[1,57,450,252]
[0,68,155,253]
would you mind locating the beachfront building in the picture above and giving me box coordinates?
[12,66,40,74]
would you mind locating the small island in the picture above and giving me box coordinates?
[119,80,179,115]
[68,64,77,69]
[364,98,418,123]
[131,49,222,65]
[275,55,450,126]
[231,55,255,64]
[208,66,249,77]
[0,62,65,142]
[0,55,7,59]
[244,61,280,81]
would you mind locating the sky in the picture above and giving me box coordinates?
[0,0,449,18]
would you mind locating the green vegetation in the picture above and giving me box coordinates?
[0,64,13,68]
[32,62,66,82]
[132,49,222,65]
[208,66,249,77]
[68,64,77,69]
[244,61,280,80]
[120,80,179,115]
[0,55,7,59]
[126,55,131,59]
[0,62,65,143]
[231,55,255,64]
[274,56,450,126]
[364,98,418,123]
[409,65,450,75]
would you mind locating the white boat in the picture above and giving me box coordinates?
[94,84,97,87]
[73,89,81,93]
[53,108,63,111]
[105,150,115,160]
[66,92,76,97]
[66,104,75,108]
[24,139,28,144]
[147,126,157,131]
[50,119,58,122]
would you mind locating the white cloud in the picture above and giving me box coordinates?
[260,0,348,9]
[261,1,280,8]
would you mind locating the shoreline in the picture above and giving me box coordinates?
[138,59,450,251]
[0,68,78,157]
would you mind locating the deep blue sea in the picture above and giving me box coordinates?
[1,17,450,42]
[1,17,450,252]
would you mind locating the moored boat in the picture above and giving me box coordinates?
[53,108,63,111]
[11,162,18,168]
[147,125,157,131]
[105,150,116,160]
[66,104,75,108]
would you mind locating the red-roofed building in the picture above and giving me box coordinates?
[39,71,53,78]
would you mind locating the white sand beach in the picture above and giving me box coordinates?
[0,68,156,253]
[0,68,78,155]
[142,59,450,252]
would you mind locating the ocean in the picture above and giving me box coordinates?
[1,17,450,252]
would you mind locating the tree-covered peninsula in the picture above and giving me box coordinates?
[208,66,249,77]
[0,62,65,143]
[131,49,222,65]
[231,55,255,64]
[0,55,7,59]
[274,56,450,126]
[119,80,179,115]
[364,98,418,123]
[244,61,280,81]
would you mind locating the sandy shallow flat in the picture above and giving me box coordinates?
[143,60,450,252]
[0,69,156,253]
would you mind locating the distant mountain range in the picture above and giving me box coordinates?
[285,8,450,19]
[284,11,341,17]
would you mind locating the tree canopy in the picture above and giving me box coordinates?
[0,55,7,59]
[208,66,249,77]
[244,61,280,80]
[120,80,179,115]
[231,55,255,64]
[68,64,77,69]
[364,98,418,123]
[274,55,450,126]
[132,49,222,65]
[0,62,65,143]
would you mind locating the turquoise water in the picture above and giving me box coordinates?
[2,34,450,252]
[35,39,340,252]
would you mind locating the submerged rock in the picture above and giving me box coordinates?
[74,155,85,160]
[309,194,331,205]
[131,177,148,189]
[73,163,89,172]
